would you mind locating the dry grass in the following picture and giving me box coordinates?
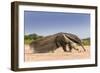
[24,45,90,62]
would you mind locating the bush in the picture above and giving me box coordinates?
[82,38,90,46]
[24,33,43,44]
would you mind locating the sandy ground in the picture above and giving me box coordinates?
[24,45,90,62]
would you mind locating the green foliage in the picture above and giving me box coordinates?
[82,38,90,46]
[24,33,43,44]
[24,39,33,44]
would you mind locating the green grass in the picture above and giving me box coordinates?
[24,39,33,44]
[82,38,90,46]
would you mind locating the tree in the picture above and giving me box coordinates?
[24,33,43,40]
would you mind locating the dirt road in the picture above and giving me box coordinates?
[24,45,90,62]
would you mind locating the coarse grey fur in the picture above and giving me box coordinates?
[30,34,57,53]
[29,32,85,53]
